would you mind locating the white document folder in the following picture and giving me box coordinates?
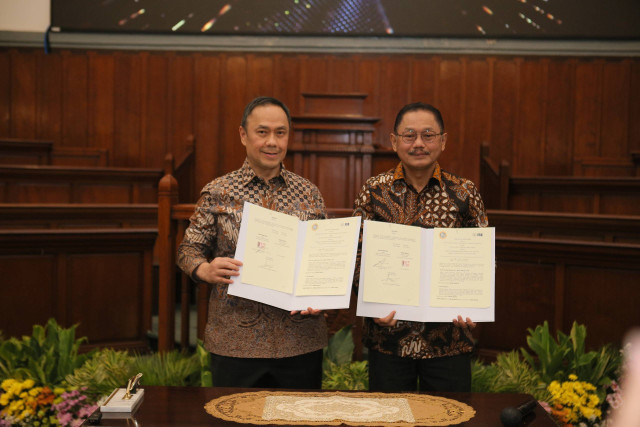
[227,202,361,311]
[356,220,495,323]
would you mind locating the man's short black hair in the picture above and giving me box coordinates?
[241,96,292,128]
[393,102,445,134]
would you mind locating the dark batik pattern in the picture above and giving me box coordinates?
[353,162,488,359]
[178,160,328,358]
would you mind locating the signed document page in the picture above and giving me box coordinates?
[357,220,495,322]
[228,202,361,311]
[429,228,493,308]
[361,221,421,306]
[295,217,361,296]
[241,203,298,293]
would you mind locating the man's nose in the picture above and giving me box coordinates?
[413,136,426,147]
[265,131,278,145]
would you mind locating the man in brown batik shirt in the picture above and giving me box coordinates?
[352,102,489,392]
[177,96,328,389]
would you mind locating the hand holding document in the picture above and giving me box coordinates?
[357,220,495,323]
[227,202,361,311]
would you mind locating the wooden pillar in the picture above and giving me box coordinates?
[157,154,179,351]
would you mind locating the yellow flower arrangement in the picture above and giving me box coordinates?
[547,374,603,426]
[0,379,61,426]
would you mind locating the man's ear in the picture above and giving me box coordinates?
[390,133,398,152]
[441,133,447,151]
[239,125,247,147]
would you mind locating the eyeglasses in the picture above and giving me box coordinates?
[395,130,444,144]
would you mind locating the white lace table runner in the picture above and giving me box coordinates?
[263,395,415,423]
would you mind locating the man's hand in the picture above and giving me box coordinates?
[374,310,397,327]
[453,315,476,330]
[290,307,324,316]
[195,257,242,285]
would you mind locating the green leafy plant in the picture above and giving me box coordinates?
[130,350,200,387]
[321,326,369,390]
[0,319,93,386]
[472,352,550,401]
[520,321,621,391]
[520,321,571,384]
[323,360,368,390]
[64,348,132,400]
[66,341,211,398]
[196,340,212,387]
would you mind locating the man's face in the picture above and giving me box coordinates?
[239,104,289,180]
[391,109,447,174]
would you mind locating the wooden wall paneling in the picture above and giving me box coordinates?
[168,54,195,169]
[5,182,71,203]
[573,61,602,160]
[356,57,381,132]
[315,155,349,208]
[600,60,630,158]
[0,255,57,337]
[67,252,143,342]
[410,57,437,107]
[246,54,275,100]
[300,55,330,94]
[73,183,132,204]
[372,151,399,176]
[563,266,640,349]
[113,52,142,166]
[36,51,62,144]
[88,52,114,164]
[60,51,88,147]
[598,193,640,215]
[437,58,465,176]
[272,54,301,115]
[0,50,10,135]
[377,57,411,147]
[2,48,640,183]
[219,55,247,175]
[462,58,492,186]
[142,53,169,169]
[328,56,356,93]
[193,54,221,194]
[630,62,640,155]
[10,50,37,139]
[544,59,574,175]
[490,58,518,167]
[0,229,156,350]
[515,60,546,176]
[55,252,67,324]
[476,260,556,352]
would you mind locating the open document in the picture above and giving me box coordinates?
[228,202,361,311]
[357,220,495,322]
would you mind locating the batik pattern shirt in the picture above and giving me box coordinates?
[353,162,489,359]
[178,159,328,358]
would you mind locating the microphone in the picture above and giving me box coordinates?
[500,399,537,426]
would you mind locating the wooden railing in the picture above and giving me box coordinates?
[157,166,640,355]
[0,203,157,229]
[0,138,109,166]
[480,143,640,215]
[0,164,163,204]
[489,210,640,244]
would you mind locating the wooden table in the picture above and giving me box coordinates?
[86,385,557,426]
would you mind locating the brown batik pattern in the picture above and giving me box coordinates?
[177,160,329,358]
[352,162,488,359]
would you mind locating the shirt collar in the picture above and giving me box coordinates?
[392,161,444,192]
[239,159,289,187]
